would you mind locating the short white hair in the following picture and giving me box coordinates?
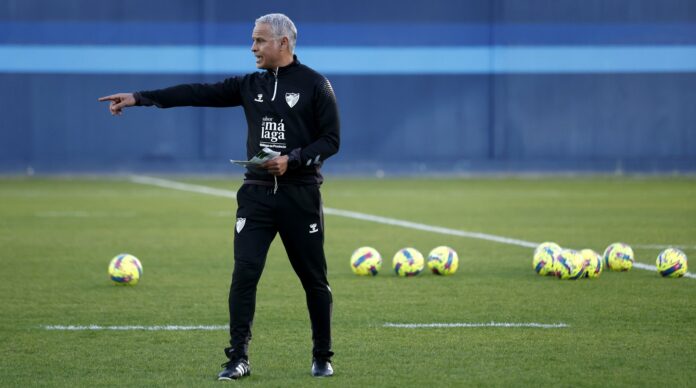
[255,13,297,54]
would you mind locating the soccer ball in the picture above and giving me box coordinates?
[108,253,142,285]
[350,247,382,276]
[554,249,587,280]
[656,248,688,278]
[581,249,603,279]
[393,248,424,277]
[427,246,459,275]
[603,242,634,271]
[533,242,562,276]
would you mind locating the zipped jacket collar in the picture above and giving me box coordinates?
[266,55,301,76]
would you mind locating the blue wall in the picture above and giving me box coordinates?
[1,0,696,174]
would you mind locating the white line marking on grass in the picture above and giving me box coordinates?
[384,322,569,329]
[42,325,227,331]
[35,211,137,218]
[322,208,538,248]
[127,175,695,279]
[129,175,237,199]
[208,210,235,217]
[634,244,696,250]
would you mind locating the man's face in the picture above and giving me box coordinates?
[252,23,282,69]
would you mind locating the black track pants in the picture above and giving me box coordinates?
[227,183,333,359]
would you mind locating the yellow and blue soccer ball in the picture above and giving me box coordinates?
[581,249,603,278]
[533,242,562,276]
[350,246,382,276]
[554,249,587,280]
[108,253,142,285]
[603,242,634,271]
[393,247,424,277]
[427,246,459,275]
[656,248,688,278]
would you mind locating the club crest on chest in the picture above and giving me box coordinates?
[285,93,300,108]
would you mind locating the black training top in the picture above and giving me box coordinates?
[135,56,340,185]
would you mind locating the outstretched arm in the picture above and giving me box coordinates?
[98,77,243,116]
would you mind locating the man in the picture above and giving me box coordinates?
[99,13,339,380]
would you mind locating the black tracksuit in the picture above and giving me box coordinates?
[136,56,339,360]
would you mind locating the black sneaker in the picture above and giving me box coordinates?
[311,358,334,377]
[218,358,251,380]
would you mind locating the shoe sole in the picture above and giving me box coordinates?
[217,372,251,381]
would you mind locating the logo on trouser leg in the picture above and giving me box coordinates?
[309,223,319,234]
[236,218,246,233]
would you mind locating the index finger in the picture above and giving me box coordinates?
[97,95,118,102]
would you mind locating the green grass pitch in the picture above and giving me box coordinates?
[1,176,695,386]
